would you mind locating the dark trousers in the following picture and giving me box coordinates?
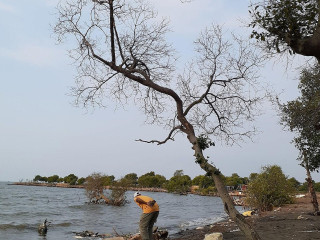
[139,211,159,240]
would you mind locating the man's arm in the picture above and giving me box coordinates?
[135,197,156,206]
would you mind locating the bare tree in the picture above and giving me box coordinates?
[85,172,127,206]
[85,173,110,204]
[54,1,265,239]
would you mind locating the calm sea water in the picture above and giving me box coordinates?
[0,182,233,240]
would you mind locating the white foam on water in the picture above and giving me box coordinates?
[180,214,227,229]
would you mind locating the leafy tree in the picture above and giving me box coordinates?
[54,1,266,238]
[192,175,216,195]
[33,175,42,182]
[249,0,320,62]
[249,173,258,182]
[63,174,78,185]
[138,172,166,188]
[47,175,59,183]
[165,172,192,194]
[173,170,184,177]
[192,175,214,189]
[77,177,86,185]
[122,173,138,186]
[298,181,309,192]
[57,177,64,183]
[314,182,320,192]
[101,175,115,186]
[224,173,244,189]
[280,63,320,214]
[245,165,295,211]
[40,176,48,182]
[287,177,301,190]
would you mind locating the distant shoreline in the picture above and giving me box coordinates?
[9,182,169,193]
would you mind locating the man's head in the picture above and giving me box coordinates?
[134,191,141,198]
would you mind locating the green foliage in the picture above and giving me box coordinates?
[297,180,320,192]
[298,181,309,192]
[100,175,115,186]
[47,175,59,183]
[224,173,246,188]
[280,64,320,171]
[245,165,295,211]
[33,175,43,182]
[192,175,216,195]
[249,173,258,181]
[249,0,318,54]
[173,170,184,177]
[287,177,301,190]
[165,171,192,194]
[192,175,214,189]
[121,173,138,186]
[63,174,78,185]
[198,186,217,195]
[138,171,167,188]
[314,182,320,192]
[77,177,86,185]
[197,134,215,150]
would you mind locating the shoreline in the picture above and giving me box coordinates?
[9,182,320,240]
[9,182,168,193]
[9,182,222,196]
[169,193,320,240]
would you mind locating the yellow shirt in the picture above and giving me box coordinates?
[134,195,159,213]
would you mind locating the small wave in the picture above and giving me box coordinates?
[0,223,36,231]
[54,222,72,227]
[180,216,226,229]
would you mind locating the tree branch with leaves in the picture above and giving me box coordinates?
[249,0,320,62]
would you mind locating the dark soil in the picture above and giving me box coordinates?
[169,193,320,240]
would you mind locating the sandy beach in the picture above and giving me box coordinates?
[170,193,320,240]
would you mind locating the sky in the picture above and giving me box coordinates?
[1,0,319,183]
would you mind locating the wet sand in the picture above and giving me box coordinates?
[170,193,320,240]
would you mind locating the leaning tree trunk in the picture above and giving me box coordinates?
[305,161,319,215]
[186,133,261,240]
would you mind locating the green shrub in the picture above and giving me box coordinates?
[245,165,295,211]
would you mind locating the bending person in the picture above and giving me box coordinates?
[133,192,159,240]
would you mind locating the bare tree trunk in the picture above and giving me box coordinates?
[305,161,320,215]
[188,134,261,240]
[100,194,110,204]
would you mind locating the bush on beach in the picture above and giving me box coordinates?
[245,165,295,211]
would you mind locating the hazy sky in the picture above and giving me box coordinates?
[1,0,318,183]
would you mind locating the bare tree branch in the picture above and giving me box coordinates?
[135,126,182,145]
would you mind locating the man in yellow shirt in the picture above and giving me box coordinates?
[133,192,159,240]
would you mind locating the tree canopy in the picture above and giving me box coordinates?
[165,170,192,194]
[249,0,320,61]
[280,63,320,171]
[137,171,166,188]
